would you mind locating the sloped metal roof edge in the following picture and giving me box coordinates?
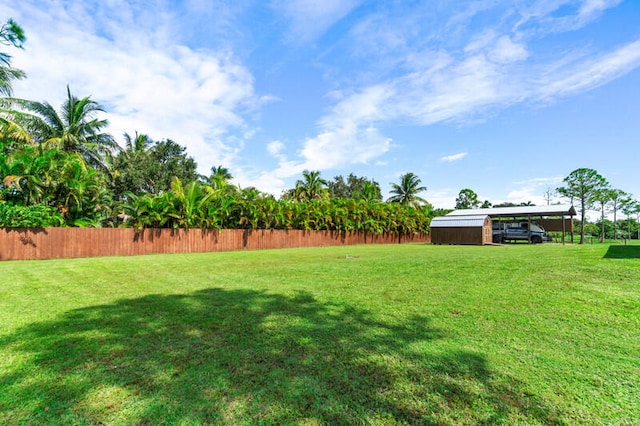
[431,215,489,228]
[446,204,576,217]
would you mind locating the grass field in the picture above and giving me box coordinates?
[1,243,639,425]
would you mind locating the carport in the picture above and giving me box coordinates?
[446,205,577,244]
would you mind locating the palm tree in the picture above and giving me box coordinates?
[109,132,154,200]
[356,181,382,203]
[57,153,112,226]
[294,170,328,201]
[122,132,153,158]
[204,165,234,191]
[168,177,216,229]
[387,172,427,208]
[3,86,118,169]
[0,113,32,146]
[1,144,54,205]
[0,19,26,96]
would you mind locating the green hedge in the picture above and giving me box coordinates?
[0,202,65,228]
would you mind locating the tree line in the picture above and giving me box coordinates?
[452,169,640,244]
[557,168,639,244]
[0,19,436,234]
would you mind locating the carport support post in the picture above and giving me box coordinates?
[562,215,566,245]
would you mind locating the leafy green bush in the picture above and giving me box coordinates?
[0,202,65,228]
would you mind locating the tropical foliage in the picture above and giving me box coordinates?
[111,134,198,200]
[0,60,433,234]
[0,18,26,96]
[2,86,118,170]
[1,115,434,233]
[121,184,432,234]
[0,201,63,227]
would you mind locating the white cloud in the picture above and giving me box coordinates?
[283,5,640,175]
[269,123,392,180]
[391,54,506,125]
[488,36,529,64]
[513,0,622,34]
[267,140,286,157]
[440,152,468,162]
[271,0,364,44]
[426,188,457,210]
[464,31,529,64]
[298,124,392,170]
[505,176,564,205]
[4,0,264,174]
[534,39,640,101]
[570,0,622,30]
[258,7,640,187]
[235,169,287,197]
[579,0,622,18]
[268,84,394,178]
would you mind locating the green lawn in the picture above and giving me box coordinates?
[1,243,638,425]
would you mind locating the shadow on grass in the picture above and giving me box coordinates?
[603,245,640,259]
[1,289,564,424]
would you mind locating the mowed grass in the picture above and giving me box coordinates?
[1,243,638,425]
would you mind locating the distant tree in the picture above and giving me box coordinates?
[543,185,556,206]
[113,137,198,197]
[387,172,427,208]
[486,201,534,208]
[493,202,517,208]
[557,168,608,244]
[583,223,600,238]
[455,188,480,209]
[328,173,382,201]
[633,201,640,240]
[480,200,492,208]
[594,219,614,240]
[608,189,630,240]
[621,197,637,240]
[327,175,349,198]
[432,207,453,217]
[593,187,613,242]
[0,18,26,96]
[111,132,154,199]
[146,139,198,194]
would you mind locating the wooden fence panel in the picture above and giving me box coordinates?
[539,218,573,232]
[0,228,430,261]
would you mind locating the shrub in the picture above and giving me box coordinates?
[0,202,65,228]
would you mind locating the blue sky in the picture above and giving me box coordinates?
[2,0,639,212]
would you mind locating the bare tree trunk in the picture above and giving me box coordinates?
[601,205,605,242]
[580,202,586,244]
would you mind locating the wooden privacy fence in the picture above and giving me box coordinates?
[0,228,431,261]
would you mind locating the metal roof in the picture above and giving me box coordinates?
[446,204,576,218]
[431,215,489,228]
